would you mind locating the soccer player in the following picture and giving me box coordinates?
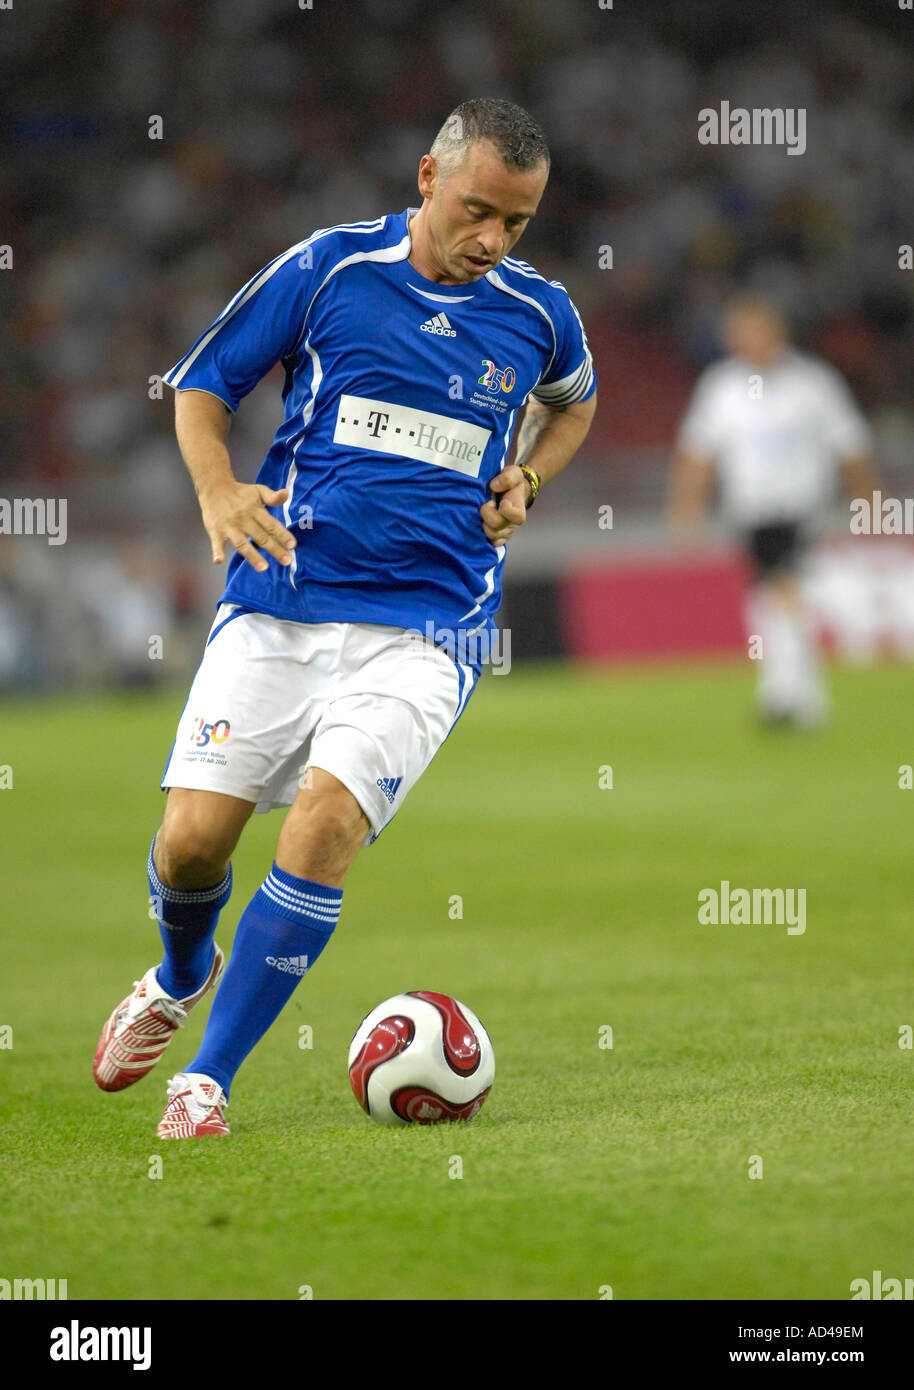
[668,292,878,726]
[92,99,597,1137]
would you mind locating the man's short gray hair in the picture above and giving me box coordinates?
[429,98,550,183]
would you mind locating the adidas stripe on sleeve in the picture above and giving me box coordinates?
[529,282,596,408]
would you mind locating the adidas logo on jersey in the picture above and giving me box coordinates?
[376,777,403,804]
[420,312,456,338]
[265,954,310,976]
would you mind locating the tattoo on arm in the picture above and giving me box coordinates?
[515,403,564,469]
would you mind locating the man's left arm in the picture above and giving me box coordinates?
[840,451,880,503]
[480,392,598,545]
[819,366,880,504]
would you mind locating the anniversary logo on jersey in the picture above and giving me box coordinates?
[470,358,517,415]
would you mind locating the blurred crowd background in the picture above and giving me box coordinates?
[2,0,913,689]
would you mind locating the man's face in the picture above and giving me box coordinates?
[724,306,787,367]
[417,140,548,283]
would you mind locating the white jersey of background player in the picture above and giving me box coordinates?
[669,294,878,726]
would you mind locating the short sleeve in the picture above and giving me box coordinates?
[162,242,315,411]
[816,365,872,459]
[530,284,596,407]
[677,370,726,459]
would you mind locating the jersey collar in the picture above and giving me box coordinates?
[396,207,480,302]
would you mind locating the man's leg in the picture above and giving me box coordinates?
[273,767,372,886]
[177,770,368,1100]
[93,788,254,1093]
[150,787,254,998]
[156,621,473,1134]
[748,573,828,727]
[743,523,828,727]
[155,786,254,885]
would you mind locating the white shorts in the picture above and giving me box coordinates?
[161,605,478,844]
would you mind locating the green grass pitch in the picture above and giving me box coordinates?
[1,659,911,1301]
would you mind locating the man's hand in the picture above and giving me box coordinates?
[173,389,298,574]
[480,393,597,545]
[479,465,533,545]
[199,480,298,573]
[667,446,715,547]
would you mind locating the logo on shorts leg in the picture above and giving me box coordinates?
[376,777,403,804]
[265,955,309,976]
[191,717,231,747]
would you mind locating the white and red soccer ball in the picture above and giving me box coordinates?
[348,991,494,1126]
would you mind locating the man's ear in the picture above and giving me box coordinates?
[417,154,437,199]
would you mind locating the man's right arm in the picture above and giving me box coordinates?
[667,445,716,537]
[174,388,297,574]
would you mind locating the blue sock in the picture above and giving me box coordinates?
[185,864,342,1099]
[148,837,233,1000]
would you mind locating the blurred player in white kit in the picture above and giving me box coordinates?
[669,293,879,727]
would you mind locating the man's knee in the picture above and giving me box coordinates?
[277,771,371,881]
[310,790,367,841]
[154,790,252,889]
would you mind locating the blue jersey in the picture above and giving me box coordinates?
[164,207,595,662]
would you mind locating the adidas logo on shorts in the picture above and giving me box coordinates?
[265,954,309,976]
[377,776,403,804]
[420,312,456,338]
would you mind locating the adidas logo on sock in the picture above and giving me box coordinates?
[420,312,456,338]
[265,954,310,976]
[376,776,403,804]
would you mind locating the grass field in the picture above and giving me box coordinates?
[1,659,912,1301]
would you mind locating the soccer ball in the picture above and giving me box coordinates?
[348,991,495,1126]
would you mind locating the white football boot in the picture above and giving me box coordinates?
[93,946,224,1092]
[156,1072,230,1138]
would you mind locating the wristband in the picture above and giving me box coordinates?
[519,465,540,508]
